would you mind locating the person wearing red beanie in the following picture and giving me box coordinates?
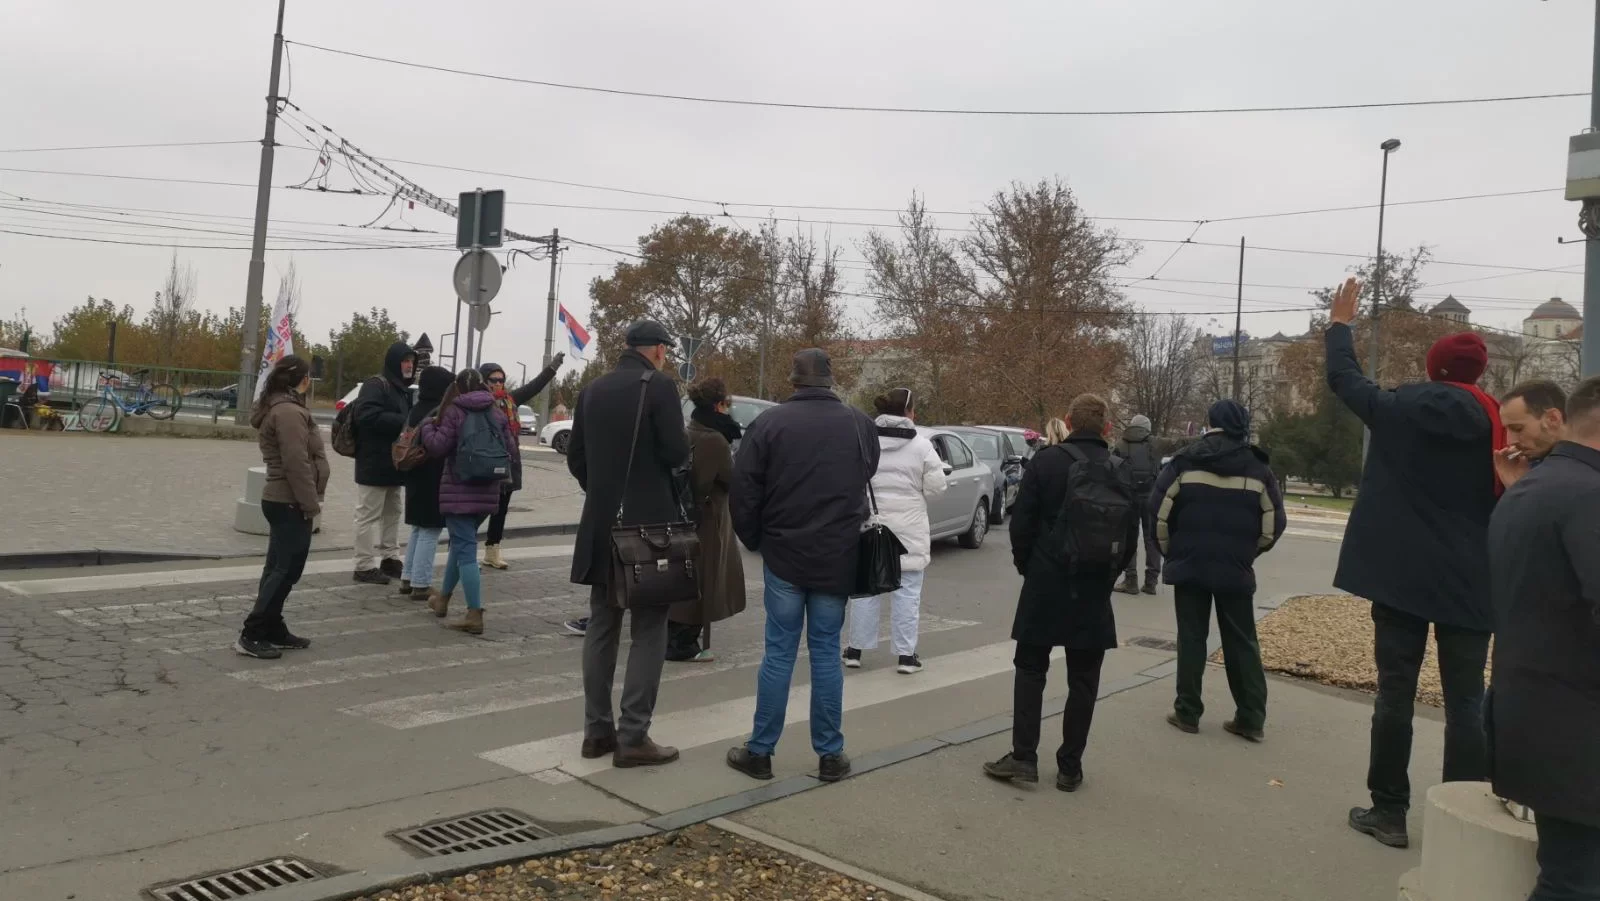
[1323,278,1498,851]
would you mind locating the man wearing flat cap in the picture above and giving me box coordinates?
[726,348,878,784]
[567,319,690,769]
[1324,278,1502,851]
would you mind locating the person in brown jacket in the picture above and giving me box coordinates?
[666,378,748,662]
[239,355,330,659]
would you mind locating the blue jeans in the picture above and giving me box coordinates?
[401,525,442,589]
[747,565,848,757]
[1530,814,1600,901]
[440,515,485,610]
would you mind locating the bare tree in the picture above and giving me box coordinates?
[146,252,198,364]
[1118,314,1201,435]
[860,195,977,422]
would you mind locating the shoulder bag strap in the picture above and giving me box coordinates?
[614,371,653,525]
[853,416,880,517]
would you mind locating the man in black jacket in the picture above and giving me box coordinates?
[1114,413,1164,595]
[1152,399,1285,742]
[726,349,877,784]
[983,393,1135,793]
[352,341,415,584]
[1488,376,1600,900]
[1324,278,1500,850]
[567,321,689,769]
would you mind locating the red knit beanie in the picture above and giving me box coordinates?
[1425,332,1488,384]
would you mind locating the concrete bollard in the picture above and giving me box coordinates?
[234,466,320,536]
[1398,782,1538,901]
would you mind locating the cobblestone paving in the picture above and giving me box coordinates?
[3,431,582,556]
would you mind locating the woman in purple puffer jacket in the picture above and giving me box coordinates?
[419,369,517,635]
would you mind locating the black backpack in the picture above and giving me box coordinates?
[1121,439,1157,493]
[1048,444,1136,571]
[453,408,511,484]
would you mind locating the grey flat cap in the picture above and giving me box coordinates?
[625,319,674,347]
[789,348,834,388]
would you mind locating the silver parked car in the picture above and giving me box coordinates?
[943,426,1026,524]
[917,426,994,549]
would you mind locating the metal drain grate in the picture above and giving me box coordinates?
[1127,636,1179,652]
[147,858,323,900]
[390,808,555,857]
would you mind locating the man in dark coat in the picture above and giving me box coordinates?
[1487,375,1600,900]
[983,393,1135,793]
[1114,413,1164,595]
[725,349,877,785]
[1323,278,1501,850]
[1152,399,1285,742]
[351,340,415,584]
[566,320,689,769]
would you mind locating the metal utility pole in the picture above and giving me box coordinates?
[1368,139,1401,383]
[1231,237,1245,401]
[236,0,287,425]
[450,297,462,371]
[1586,4,1600,378]
[536,229,560,429]
[463,192,483,374]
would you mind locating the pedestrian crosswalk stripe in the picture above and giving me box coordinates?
[340,614,980,729]
[229,636,570,690]
[478,639,1050,778]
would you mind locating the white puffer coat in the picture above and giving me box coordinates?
[869,415,948,571]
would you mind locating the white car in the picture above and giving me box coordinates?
[517,405,538,435]
[918,426,994,549]
[541,418,573,454]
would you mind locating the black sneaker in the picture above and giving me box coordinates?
[726,745,774,781]
[818,753,852,783]
[1056,770,1084,793]
[1349,807,1409,848]
[843,648,862,669]
[398,580,413,596]
[269,632,312,650]
[379,558,403,578]
[353,568,391,585]
[563,618,589,636]
[896,654,923,674]
[234,636,282,659]
[982,753,1039,784]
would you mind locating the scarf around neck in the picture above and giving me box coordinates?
[1438,379,1508,497]
[691,404,742,444]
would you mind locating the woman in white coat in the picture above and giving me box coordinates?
[846,388,947,674]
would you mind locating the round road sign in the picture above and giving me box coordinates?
[452,249,502,306]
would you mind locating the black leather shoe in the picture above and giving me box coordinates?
[982,753,1039,784]
[613,738,680,768]
[726,745,773,781]
[353,568,391,585]
[1349,806,1409,848]
[1166,712,1200,734]
[1223,719,1265,743]
[1056,770,1084,793]
[818,753,851,783]
[580,735,617,759]
[379,558,403,578]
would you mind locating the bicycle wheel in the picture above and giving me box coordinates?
[83,397,120,432]
[145,383,180,420]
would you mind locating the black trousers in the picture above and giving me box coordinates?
[1531,814,1600,901]
[244,500,313,641]
[1172,583,1267,730]
[1367,602,1491,813]
[1010,643,1106,775]
[485,488,512,545]
[1123,493,1161,583]
[666,621,706,661]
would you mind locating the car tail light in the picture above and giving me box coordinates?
[335,400,346,411]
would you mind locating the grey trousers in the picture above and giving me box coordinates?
[583,584,670,746]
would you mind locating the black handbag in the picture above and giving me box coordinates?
[852,420,907,598]
[607,371,702,609]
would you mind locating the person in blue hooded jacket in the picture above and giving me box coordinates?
[1151,399,1285,744]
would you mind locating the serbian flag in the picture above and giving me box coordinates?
[559,304,590,360]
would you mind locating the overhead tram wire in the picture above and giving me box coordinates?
[284,40,1587,117]
[0,139,260,154]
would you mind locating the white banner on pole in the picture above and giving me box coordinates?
[253,291,295,401]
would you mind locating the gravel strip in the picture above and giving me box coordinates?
[1223,594,1491,708]
[354,824,903,901]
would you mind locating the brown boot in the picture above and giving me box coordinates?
[445,608,484,635]
[427,590,450,618]
[483,544,510,570]
[613,737,680,768]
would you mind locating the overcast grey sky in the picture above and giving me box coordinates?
[1,0,1591,377]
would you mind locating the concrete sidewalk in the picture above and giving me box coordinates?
[4,431,580,557]
[734,673,1441,901]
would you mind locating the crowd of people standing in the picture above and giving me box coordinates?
[236,296,1597,898]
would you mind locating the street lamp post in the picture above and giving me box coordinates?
[1363,138,1400,462]
[517,361,527,387]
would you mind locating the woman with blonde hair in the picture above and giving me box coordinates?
[1045,418,1070,446]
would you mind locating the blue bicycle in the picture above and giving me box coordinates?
[82,370,179,432]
